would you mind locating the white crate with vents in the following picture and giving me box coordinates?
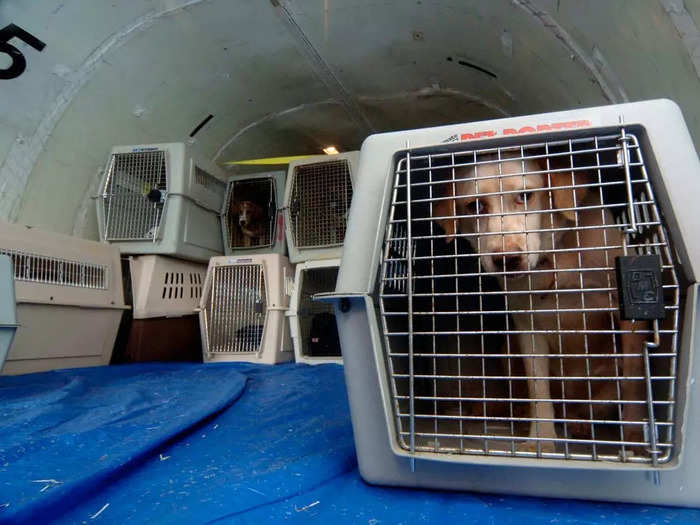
[287,259,342,365]
[323,100,700,506]
[221,171,287,255]
[97,142,226,263]
[0,221,127,375]
[283,152,358,263]
[199,253,293,364]
[128,255,206,319]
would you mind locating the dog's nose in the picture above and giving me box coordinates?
[491,255,523,273]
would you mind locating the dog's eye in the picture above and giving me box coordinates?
[466,200,484,215]
[515,192,527,205]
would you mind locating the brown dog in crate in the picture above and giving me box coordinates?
[433,150,648,455]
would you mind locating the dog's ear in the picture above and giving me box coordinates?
[434,182,458,243]
[229,200,240,214]
[535,157,590,222]
[550,171,590,222]
[253,203,265,219]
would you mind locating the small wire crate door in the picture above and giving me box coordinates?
[289,159,353,250]
[294,263,341,361]
[203,262,268,354]
[223,177,277,251]
[378,128,682,466]
[102,150,167,241]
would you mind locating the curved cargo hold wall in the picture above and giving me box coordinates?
[1,0,699,239]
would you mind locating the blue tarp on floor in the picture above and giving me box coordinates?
[0,362,698,524]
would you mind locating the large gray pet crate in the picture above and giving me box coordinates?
[323,99,700,506]
[97,142,226,263]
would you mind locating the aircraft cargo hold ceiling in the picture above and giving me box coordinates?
[1,0,699,240]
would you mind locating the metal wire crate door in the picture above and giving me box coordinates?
[299,267,339,357]
[102,150,168,241]
[290,160,353,249]
[378,129,681,466]
[224,178,276,250]
[205,263,268,354]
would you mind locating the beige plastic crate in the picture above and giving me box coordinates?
[199,253,293,364]
[0,221,127,375]
[129,255,206,319]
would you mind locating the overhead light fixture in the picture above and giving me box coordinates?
[323,146,339,155]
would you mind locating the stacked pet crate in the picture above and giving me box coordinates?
[199,253,294,364]
[96,142,225,362]
[199,170,294,364]
[288,258,342,364]
[0,221,126,374]
[115,256,207,362]
[283,152,359,364]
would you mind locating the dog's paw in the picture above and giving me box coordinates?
[619,446,647,459]
[566,421,593,439]
[517,439,556,454]
[620,427,648,457]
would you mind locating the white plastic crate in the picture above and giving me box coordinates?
[0,221,127,375]
[199,253,293,364]
[288,259,342,365]
[221,171,287,255]
[283,152,358,263]
[97,142,226,262]
[324,100,700,506]
[128,255,206,319]
[0,255,18,372]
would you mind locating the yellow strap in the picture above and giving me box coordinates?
[224,155,318,166]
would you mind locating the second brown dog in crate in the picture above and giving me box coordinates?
[433,153,647,454]
[232,200,267,247]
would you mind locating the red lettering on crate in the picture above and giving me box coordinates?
[460,130,496,141]
[459,119,592,142]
